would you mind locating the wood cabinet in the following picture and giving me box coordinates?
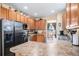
[31,35,37,41]
[0,4,36,30]
[30,19,35,29]
[71,3,79,26]
[8,9,17,20]
[1,7,7,19]
[28,18,35,30]
[62,13,66,30]
[21,15,25,23]
[32,34,45,42]
[24,16,28,24]
[40,20,46,30]
[66,3,79,29]
[16,12,21,22]
[37,34,45,42]
[0,5,1,19]
[66,3,71,28]
[35,20,46,30]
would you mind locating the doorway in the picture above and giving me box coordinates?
[46,21,56,43]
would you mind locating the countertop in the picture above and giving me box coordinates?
[10,41,47,56]
[10,40,79,56]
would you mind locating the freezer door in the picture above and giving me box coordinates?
[0,20,2,56]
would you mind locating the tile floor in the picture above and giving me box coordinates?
[46,37,79,56]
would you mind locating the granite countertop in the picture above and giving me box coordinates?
[10,41,48,56]
[10,40,79,56]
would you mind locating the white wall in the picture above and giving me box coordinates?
[56,13,63,38]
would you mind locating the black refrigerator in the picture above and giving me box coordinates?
[0,19,27,56]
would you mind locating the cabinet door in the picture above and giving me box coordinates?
[71,3,78,26]
[62,13,66,30]
[78,4,79,25]
[1,7,7,19]
[21,15,25,23]
[27,18,35,29]
[27,18,30,29]
[36,20,46,30]
[40,20,46,30]
[25,16,28,24]
[66,3,71,27]
[9,9,16,20]
[30,19,35,29]
[37,35,45,42]
[16,12,21,22]
[6,8,9,19]
[35,20,39,29]
[0,6,1,19]
[31,35,37,41]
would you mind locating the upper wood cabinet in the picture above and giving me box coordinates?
[62,13,66,30]
[0,5,1,18]
[66,3,79,29]
[8,9,17,20]
[21,15,25,23]
[35,20,46,30]
[66,3,71,27]
[24,16,28,24]
[16,12,21,22]
[70,3,79,26]
[40,20,46,30]
[27,18,35,30]
[1,6,7,19]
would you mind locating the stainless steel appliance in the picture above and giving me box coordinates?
[0,19,28,56]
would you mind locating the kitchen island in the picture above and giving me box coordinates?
[10,41,48,56]
[10,40,79,56]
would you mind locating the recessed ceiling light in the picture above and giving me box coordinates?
[34,13,38,16]
[20,12,23,15]
[24,6,28,10]
[51,10,55,13]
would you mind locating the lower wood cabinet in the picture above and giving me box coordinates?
[31,35,37,41]
[37,34,45,42]
[32,34,45,42]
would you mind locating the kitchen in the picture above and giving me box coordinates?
[0,3,79,56]
[0,3,46,56]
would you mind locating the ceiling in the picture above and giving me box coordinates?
[6,3,66,18]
